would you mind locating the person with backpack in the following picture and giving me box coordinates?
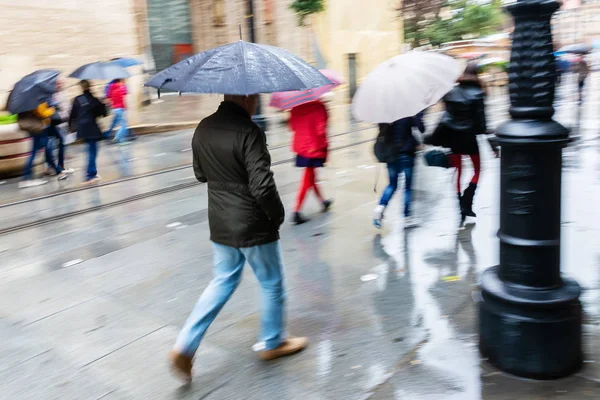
[373,112,425,229]
[18,102,69,188]
[69,80,107,184]
[289,100,333,225]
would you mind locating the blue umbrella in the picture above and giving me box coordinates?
[69,62,131,81]
[111,57,143,68]
[6,69,60,114]
[145,40,332,95]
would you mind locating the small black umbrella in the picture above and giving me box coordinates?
[6,69,60,114]
[558,43,592,55]
[69,62,131,81]
[145,40,331,95]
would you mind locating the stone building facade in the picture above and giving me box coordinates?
[0,1,403,124]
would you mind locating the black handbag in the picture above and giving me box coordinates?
[424,149,451,169]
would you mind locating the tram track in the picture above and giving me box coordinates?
[0,134,375,236]
[0,126,371,209]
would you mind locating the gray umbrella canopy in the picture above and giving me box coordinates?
[559,43,592,54]
[145,40,332,95]
[6,69,60,114]
[69,62,131,80]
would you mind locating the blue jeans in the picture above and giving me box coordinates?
[86,140,99,180]
[107,108,129,142]
[379,154,414,217]
[174,241,286,356]
[22,131,62,180]
[46,125,65,169]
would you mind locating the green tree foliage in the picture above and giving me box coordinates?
[290,0,325,26]
[404,0,504,48]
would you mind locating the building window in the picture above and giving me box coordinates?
[213,0,226,27]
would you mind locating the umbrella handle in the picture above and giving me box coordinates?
[157,78,173,99]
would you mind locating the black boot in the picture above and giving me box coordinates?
[322,199,333,213]
[461,183,477,218]
[458,193,466,226]
[292,212,309,225]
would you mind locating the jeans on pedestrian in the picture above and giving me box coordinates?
[86,139,99,180]
[22,131,62,180]
[379,154,414,217]
[174,240,286,357]
[109,108,129,142]
[46,125,65,168]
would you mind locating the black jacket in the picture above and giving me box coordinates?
[428,82,487,155]
[69,91,107,141]
[192,101,285,248]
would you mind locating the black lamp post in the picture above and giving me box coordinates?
[246,0,268,131]
[478,0,582,379]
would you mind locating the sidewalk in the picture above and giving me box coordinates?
[0,130,599,398]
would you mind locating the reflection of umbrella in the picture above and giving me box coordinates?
[6,69,60,114]
[69,62,131,80]
[145,40,331,95]
[559,43,592,54]
[268,69,343,110]
[352,52,461,123]
[110,57,143,68]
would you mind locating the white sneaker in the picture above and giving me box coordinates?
[373,205,385,229]
[57,171,70,181]
[404,216,418,229]
[62,168,75,174]
[83,175,101,185]
[19,179,48,189]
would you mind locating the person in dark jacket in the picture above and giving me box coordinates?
[169,96,308,383]
[68,80,107,184]
[426,62,493,225]
[373,112,424,229]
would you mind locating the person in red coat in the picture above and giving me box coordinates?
[289,100,333,225]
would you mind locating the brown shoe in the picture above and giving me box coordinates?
[169,350,193,383]
[259,336,308,361]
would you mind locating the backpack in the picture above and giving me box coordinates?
[374,123,402,163]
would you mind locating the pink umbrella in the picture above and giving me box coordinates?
[269,69,343,110]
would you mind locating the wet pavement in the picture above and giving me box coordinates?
[0,75,599,399]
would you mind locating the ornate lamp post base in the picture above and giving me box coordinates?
[477,0,583,379]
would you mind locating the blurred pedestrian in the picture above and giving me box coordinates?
[45,79,74,176]
[18,102,67,188]
[289,100,332,225]
[373,112,424,229]
[169,95,308,383]
[575,58,589,104]
[104,78,130,143]
[426,63,493,226]
[69,80,107,184]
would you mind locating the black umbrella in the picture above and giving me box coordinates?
[145,40,331,95]
[558,43,592,55]
[69,62,131,81]
[6,69,60,114]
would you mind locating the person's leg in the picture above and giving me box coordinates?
[461,154,480,218]
[402,156,415,218]
[54,127,65,169]
[243,241,286,351]
[470,154,481,185]
[311,168,324,202]
[174,243,246,357]
[379,161,400,207]
[449,154,462,194]
[86,140,98,180]
[294,167,313,213]
[114,109,128,143]
[105,111,119,139]
[22,134,42,180]
[42,130,62,174]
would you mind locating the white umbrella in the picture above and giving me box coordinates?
[352,52,462,123]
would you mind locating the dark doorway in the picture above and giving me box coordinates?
[348,53,358,101]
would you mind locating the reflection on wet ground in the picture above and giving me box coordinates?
[0,74,599,399]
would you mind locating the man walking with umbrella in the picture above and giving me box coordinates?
[146,40,332,382]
